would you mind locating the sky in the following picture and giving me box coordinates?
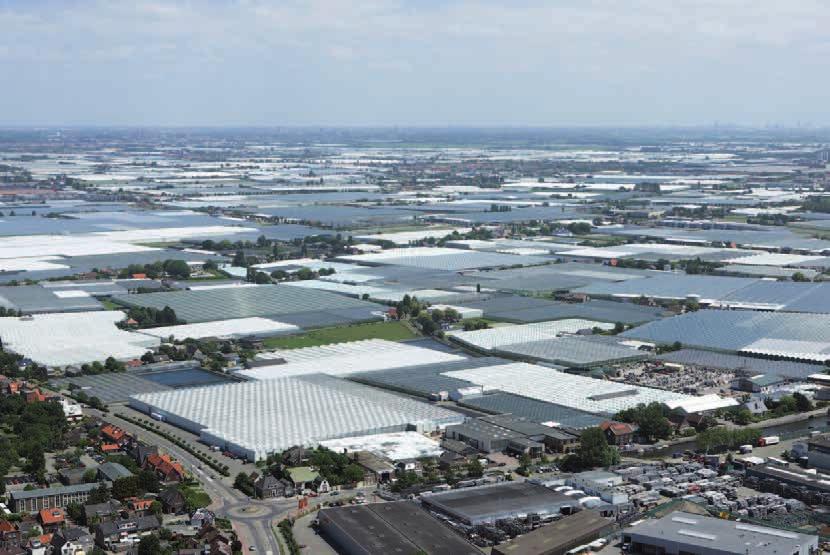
[1,0,829,127]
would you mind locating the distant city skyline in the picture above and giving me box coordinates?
[1,0,828,127]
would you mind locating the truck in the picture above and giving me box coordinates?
[739,444,753,454]
[758,435,780,447]
[150,412,165,422]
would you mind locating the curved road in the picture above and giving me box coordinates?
[88,408,291,555]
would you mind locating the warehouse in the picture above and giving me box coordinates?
[317,501,481,555]
[112,284,381,326]
[491,510,613,555]
[623,511,818,555]
[0,311,158,367]
[420,482,579,525]
[657,349,826,379]
[129,374,464,461]
[136,317,300,341]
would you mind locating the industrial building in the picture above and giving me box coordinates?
[623,511,819,555]
[317,501,481,555]
[420,482,580,525]
[129,374,464,461]
[491,510,613,555]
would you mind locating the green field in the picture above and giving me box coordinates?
[262,320,417,350]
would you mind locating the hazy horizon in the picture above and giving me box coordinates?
[2,1,829,127]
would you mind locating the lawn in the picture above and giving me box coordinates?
[261,320,417,350]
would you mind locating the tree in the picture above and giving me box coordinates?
[233,472,255,497]
[730,407,753,426]
[66,501,85,525]
[83,469,98,483]
[416,314,437,335]
[794,391,813,412]
[112,476,140,500]
[792,271,810,282]
[232,250,247,267]
[137,469,160,493]
[576,427,620,469]
[150,501,163,516]
[137,535,161,555]
[343,464,365,485]
[87,482,110,504]
[253,271,271,284]
[466,458,484,478]
[163,259,191,279]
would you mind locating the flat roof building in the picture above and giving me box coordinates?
[420,482,579,525]
[9,482,107,513]
[623,511,818,555]
[317,501,480,555]
[492,510,613,555]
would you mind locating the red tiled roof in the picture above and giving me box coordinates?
[39,508,65,525]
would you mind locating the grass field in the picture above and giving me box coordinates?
[262,320,417,350]
[100,299,122,310]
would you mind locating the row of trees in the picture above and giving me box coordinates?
[118,259,196,280]
[126,305,180,328]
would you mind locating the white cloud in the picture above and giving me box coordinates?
[0,0,828,125]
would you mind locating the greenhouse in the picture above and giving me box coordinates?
[129,374,465,461]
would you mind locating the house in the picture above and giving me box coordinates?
[0,520,22,548]
[126,498,155,515]
[100,424,130,446]
[281,446,309,467]
[38,508,65,531]
[27,535,51,555]
[145,453,186,482]
[95,516,161,550]
[25,389,48,403]
[50,527,95,555]
[438,450,470,471]
[158,487,187,514]
[97,462,133,482]
[128,441,159,466]
[100,443,121,454]
[286,467,319,492]
[253,475,294,499]
[350,451,395,485]
[84,500,124,523]
[600,421,638,446]
[189,508,215,529]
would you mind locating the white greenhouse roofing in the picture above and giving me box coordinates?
[136,317,299,341]
[0,311,159,366]
[337,247,551,271]
[319,431,442,461]
[664,394,738,414]
[447,319,613,351]
[623,310,830,362]
[129,374,464,461]
[442,362,697,415]
[241,339,466,380]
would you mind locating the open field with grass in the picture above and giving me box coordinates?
[261,320,418,349]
